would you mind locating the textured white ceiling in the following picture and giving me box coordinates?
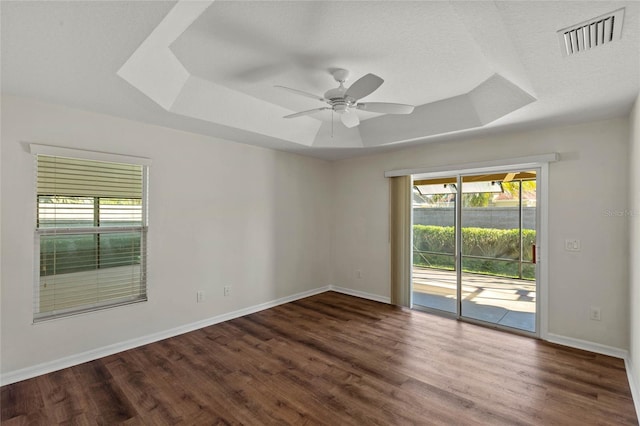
[2,1,639,160]
[170,1,493,113]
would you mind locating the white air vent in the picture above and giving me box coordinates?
[557,8,625,56]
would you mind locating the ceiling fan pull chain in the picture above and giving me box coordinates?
[331,110,334,138]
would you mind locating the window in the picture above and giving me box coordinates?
[33,148,149,321]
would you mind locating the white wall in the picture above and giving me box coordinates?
[629,93,640,394]
[332,117,630,350]
[0,95,332,376]
[1,93,634,379]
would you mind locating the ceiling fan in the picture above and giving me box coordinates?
[275,69,415,128]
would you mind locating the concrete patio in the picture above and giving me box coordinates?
[412,266,536,332]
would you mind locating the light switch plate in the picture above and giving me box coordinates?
[565,239,581,251]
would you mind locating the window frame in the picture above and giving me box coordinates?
[30,144,151,322]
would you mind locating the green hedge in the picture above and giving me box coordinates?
[40,232,141,276]
[413,225,536,279]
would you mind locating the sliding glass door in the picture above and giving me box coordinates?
[411,169,539,335]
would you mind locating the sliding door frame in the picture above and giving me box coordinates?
[394,154,555,339]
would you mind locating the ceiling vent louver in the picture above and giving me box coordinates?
[557,8,625,56]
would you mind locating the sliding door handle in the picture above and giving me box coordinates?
[532,244,536,264]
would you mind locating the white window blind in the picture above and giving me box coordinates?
[34,154,148,321]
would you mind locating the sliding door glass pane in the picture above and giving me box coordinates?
[412,177,457,313]
[460,172,537,332]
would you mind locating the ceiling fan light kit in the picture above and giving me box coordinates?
[276,68,415,129]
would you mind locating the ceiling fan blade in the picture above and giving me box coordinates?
[340,110,360,128]
[356,102,415,114]
[344,73,384,101]
[274,85,328,102]
[283,107,330,119]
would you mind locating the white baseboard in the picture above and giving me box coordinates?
[329,285,391,304]
[545,333,629,359]
[624,357,640,420]
[545,334,639,416]
[1,285,331,386]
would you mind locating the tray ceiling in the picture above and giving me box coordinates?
[2,1,638,160]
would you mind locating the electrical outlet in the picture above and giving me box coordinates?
[223,286,231,297]
[590,306,601,321]
[196,291,204,303]
[565,239,581,252]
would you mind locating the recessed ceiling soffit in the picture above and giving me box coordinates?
[117,1,536,149]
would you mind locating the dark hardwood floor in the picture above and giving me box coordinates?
[2,291,637,425]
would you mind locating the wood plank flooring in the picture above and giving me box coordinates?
[2,291,637,425]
